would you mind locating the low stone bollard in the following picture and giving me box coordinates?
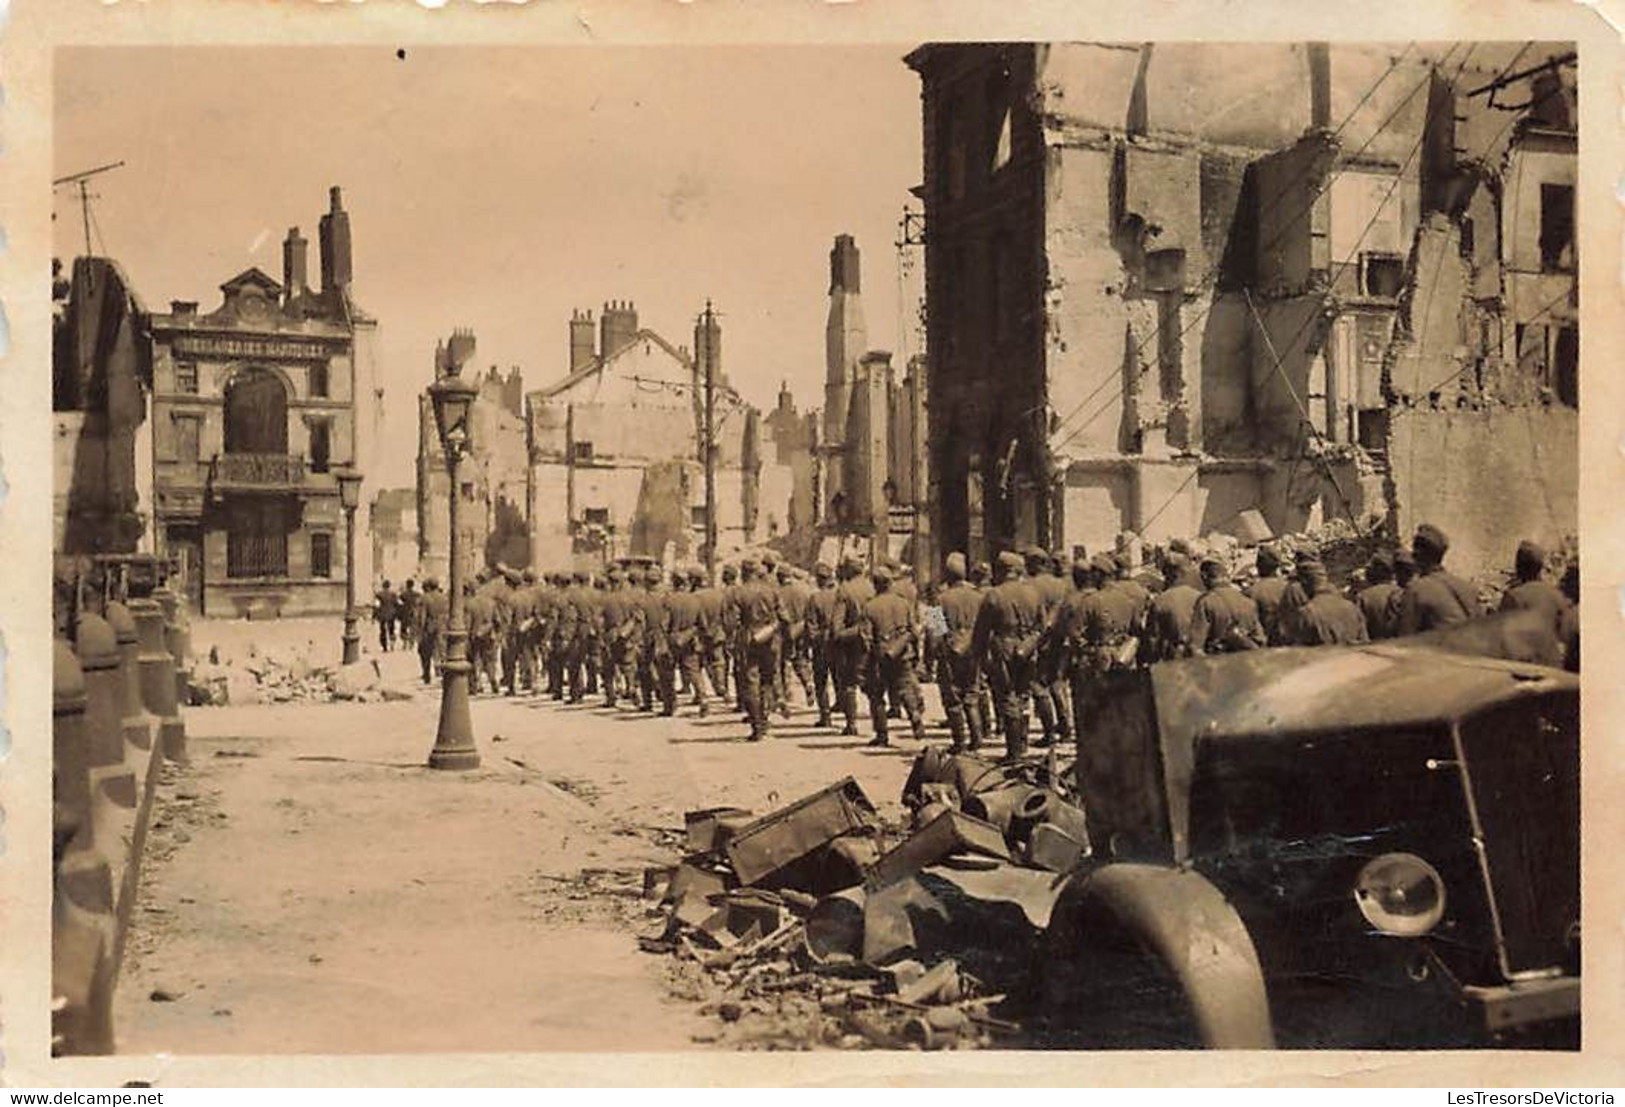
[130,598,187,764]
[74,616,140,928]
[154,586,193,709]
[53,637,118,1056]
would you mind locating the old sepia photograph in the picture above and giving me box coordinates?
[47,37,1582,1063]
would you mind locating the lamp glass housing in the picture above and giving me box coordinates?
[430,373,478,457]
[335,467,364,511]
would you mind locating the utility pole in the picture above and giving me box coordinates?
[699,300,719,584]
[52,160,126,257]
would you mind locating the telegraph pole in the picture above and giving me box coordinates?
[700,301,719,584]
[52,160,126,257]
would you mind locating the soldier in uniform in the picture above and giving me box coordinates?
[558,571,589,702]
[1036,550,1078,747]
[1146,553,1201,661]
[861,564,926,747]
[643,567,677,715]
[1188,558,1267,654]
[1290,558,1370,646]
[1559,562,1579,672]
[830,555,875,737]
[968,560,997,741]
[597,568,640,708]
[722,563,748,714]
[935,552,984,753]
[1110,553,1153,630]
[465,581,499,694]
[777,563,815,715]
[1058,554,1139,737]
[734,558,782,741]
[505,570,538,695]
[1500,539,1571,637]
[417,579,448,685]
[1397,524,1482,635]
[669,568,710,715]
[805,562,839,728]
[1246,546,1290,645]
[695,565,730,704]
[1355,552,1402,640]
[490,569,518,690]
[971,550,1044,762]
[1022,548,1066,747]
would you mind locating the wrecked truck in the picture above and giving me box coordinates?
[1037,632,1579,1050]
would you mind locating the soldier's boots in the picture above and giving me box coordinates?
[868,698,889,748]
[945,706,969,753]
[840,688,861,737]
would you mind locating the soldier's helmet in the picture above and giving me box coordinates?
[722,563,739,583]
[814,561,834,582]
[688,566,708,586]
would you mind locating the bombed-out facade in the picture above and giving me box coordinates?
[144,187,384,615]
[907,43,1577,577]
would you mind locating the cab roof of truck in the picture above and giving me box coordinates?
[1152,635,1576,744]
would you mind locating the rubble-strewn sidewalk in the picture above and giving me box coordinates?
[115,618,920,1054]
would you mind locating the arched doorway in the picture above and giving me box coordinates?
[223,367,289,455]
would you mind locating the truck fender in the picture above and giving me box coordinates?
[1066,863,1274,1048]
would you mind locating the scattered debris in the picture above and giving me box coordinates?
[642,760,1097,1049]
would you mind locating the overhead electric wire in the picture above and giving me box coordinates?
[1055,43,1479,457]
[1047,41,1428,446]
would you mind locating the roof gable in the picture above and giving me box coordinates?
[219,267,283,296]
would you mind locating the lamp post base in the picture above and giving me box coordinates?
[341,615,361,666]
[428,649,480,771]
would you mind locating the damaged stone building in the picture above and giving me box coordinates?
[53,256,152,562]
[143,187,386,615]
[415,330,531,585]
[526,302,802,571]
[815,234,931,569]
[906,42,1577,577]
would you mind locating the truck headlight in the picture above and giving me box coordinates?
[1354,852,1446,937]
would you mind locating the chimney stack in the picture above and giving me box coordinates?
[830,234,861,294]
[600,299,639,360]
[1307,43,1332,130]
[569,309,597,372]
[282,226,308,300]
[318,185,353,294]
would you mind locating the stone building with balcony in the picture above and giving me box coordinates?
[145,187,384,616]
[906,42,1576,577]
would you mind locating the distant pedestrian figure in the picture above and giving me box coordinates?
[375,580,398,652]
[397,579,420,650]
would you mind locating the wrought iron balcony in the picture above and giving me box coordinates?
[210,452,307,490]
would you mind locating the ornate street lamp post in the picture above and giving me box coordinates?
[335,466,365,666]
[426,364,481,771]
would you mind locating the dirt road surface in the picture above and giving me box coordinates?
[116,619,922,1054]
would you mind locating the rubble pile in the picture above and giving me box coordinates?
[187,645,412,707]
[642,756,1090,1050]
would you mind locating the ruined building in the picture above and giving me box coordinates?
[816,235,930,569]
[906,43,1577,577]
[416,331,531,585]
[53,256,152,562]
[143,187,385,615]
[526,302,800,570]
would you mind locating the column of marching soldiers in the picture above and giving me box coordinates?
[367,520,1578,763]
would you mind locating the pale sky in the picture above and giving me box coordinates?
[54,46,924,488]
